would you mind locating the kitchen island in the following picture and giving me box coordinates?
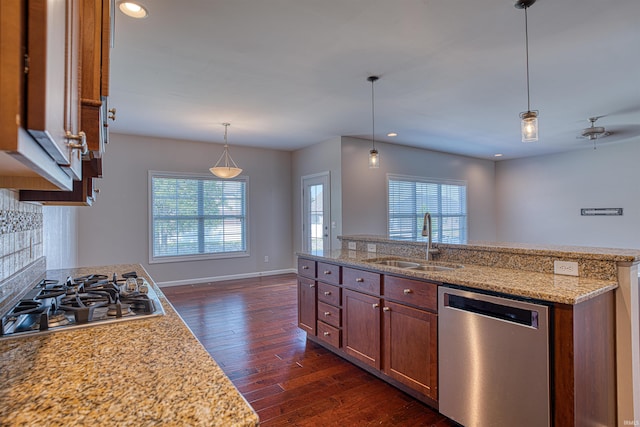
[0,264,259,427]
[298,236,640,426]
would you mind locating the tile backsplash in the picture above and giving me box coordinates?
[0,189,43,280]
[0,189,45,316]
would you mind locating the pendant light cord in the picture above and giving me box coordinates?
[371,78,376,151]
[524,6,531,112]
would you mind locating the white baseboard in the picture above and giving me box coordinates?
[156,268,297,288]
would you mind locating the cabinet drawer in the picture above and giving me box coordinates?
[384,275,437,311]
[343,267,381,295]
[318,262,341,285]
[298,258,316,279]
[318,282,341,306]
[318,301,341,328]
[317,321,341,348]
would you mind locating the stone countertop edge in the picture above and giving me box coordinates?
[297,250,618,305]
[338,235,640,262]
[0,264,259,427]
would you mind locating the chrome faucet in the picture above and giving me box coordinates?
[421,212,432,261]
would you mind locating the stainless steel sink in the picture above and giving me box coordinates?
[370,258,463,271]
[412,265,456,271]
[374,260,421,268]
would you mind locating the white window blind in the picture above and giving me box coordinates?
[149,172,247,263]
[388,175,467,244]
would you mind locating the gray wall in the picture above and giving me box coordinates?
[340,137,498,241]
[76,133,293,285]
[291,137,343,254]
[496,137,640,249]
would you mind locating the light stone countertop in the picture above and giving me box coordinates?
[0,264,259,427]
[298,250,618,305]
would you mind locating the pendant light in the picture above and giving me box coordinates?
[515,0,538,142]
[367,75,380,168]
[210,123,242,179]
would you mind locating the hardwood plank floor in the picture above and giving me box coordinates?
[163,274,456,426]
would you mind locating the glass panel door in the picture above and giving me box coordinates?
[302,173,330,254]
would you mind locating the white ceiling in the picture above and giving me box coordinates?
[109,0,640,160]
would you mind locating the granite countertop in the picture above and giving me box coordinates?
[0,264,259,427]
[298,250,618,305]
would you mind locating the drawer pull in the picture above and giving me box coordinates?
[383,307,390,312]
[323,331,331,336]
[355,278,364,282]
[403,289,413,295]
[324,312,331,316]
[324,291,332,296]
[309,284,315,288]
[372,303,380,309]
[323,270,331,275]
[302,265,309,270]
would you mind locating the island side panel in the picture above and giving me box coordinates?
[553,292,616,426]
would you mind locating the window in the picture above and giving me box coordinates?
[149,171,248,263]
[387,174,467,244]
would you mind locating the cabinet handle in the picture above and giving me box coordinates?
[66,131,88,156]
[355,278,364,282]
[108,108,117,121]
[403,289,413,295]
[324,312,331,316]
[383,307,390,312]
[324,291,331,296]
[323,332,331,336]
[309,284,315,288]
[372,303,380,309]
[323,270,331,275]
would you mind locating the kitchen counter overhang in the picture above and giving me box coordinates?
[0,264,259,426]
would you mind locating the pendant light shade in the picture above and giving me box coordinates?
[367,75,380,168]
[210,123,242,179]
[515,0,539,142]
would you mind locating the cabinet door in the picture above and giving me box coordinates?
[343,289,381,369]
[383,300,438,400]
[298,277,316,335]
[27,0,83,179]
[80,0,111,154]
[0,0,72,190]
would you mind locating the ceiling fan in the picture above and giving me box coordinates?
[579,116,610,146]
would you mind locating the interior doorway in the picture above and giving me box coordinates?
[302,172,330,254]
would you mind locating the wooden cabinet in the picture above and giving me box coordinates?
[343,267,380,295]
[80,0,112,156]
[1,0,110,194]
[316,264,342,349]
[317,262,341,285]
[0,0,80,190]
[383,300,438,400]
[382,275,439,400]
[297,257,440,406]
[343,288,381,369]
[297,276,316,336]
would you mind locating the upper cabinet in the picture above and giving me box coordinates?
[0,0,80,190]
[80,0,112,156]
[0,0,111,194]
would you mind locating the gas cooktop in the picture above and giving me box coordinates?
[1,271,165,339]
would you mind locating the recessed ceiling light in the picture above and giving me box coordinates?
[118,1,148,18]
[387,132,398,137]
[494,153,503,157]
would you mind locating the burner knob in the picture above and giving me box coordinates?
[138,278,149,294]
[125,277,138,293]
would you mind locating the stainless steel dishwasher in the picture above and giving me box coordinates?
[438,286,550,427]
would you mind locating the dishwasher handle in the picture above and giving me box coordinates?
[444,293,539,328]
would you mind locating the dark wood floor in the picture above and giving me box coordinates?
[162,273,456,426]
